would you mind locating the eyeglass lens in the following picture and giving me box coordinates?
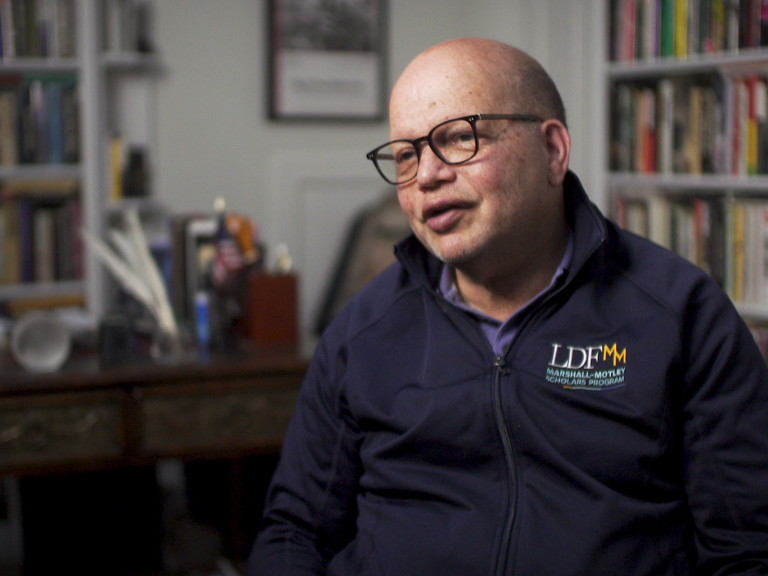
[374,118,477,184]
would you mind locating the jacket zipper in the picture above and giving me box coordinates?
[492,355,515,576]
[402,225,605,575]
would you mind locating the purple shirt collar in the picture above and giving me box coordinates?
[438,233,573,356]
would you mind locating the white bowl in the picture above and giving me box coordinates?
[11,312,71,373]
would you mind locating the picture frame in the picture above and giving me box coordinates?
[268,0,387,121]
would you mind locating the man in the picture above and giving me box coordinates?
[249,38,768,575]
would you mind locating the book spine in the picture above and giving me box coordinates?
[658,78,674,173]
[675,0,689,57]
[661,0,675,55]
[45,78,62,163]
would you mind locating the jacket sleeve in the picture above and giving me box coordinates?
[248,334,362,575]
[681,281,768,574]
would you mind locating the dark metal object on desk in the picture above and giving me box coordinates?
[98,313,136,368]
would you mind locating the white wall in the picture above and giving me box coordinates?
[152,0,605,347]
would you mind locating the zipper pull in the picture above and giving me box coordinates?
[494,356,511,375]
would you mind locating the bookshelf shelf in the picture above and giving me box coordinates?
[0,58,80,73]
[736,302,768,321]
[609,172,768,191]
[104,197,164,215]
[0,164,81,180]
[0,280,84,301]
[101,51,161,72]
[608,47,768,79]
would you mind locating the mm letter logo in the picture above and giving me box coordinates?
[603,343,626,366]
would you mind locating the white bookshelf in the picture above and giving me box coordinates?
[605,3,768,322]
[0,0,161,317]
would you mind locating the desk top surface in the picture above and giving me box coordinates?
[0,342,310,396]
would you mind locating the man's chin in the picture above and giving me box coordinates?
[422,238,476,266]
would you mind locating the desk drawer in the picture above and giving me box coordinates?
[140,379,300,454]
[0,394,122,468]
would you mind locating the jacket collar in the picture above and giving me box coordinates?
[393,170,607,292]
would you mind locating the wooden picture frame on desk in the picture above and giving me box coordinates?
[267,0,387,121]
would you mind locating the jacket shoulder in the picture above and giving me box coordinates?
[320,261,421,345]
[601,219,732,322]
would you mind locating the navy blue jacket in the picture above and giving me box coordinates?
[249,172,768,575]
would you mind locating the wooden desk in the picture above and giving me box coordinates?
[0,347,308,476]
[0,346,309,573]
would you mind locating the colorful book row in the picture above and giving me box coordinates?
[610,0,768,62]
[614,194,768,305]
[0,176,82,285]
[0,72,79,166]
[0,0,77,60]
[610,73,768,175]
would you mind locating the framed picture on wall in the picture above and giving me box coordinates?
[268,0,386,121]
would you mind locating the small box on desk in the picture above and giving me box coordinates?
[241,273,298,345]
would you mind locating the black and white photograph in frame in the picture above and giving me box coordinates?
[268,0,386,120]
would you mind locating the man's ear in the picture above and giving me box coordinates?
[541,120,571,187]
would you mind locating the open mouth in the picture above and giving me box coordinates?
[422,199,471,231]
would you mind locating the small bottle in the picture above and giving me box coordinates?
[194,290,210,348]
[123,147,148,197]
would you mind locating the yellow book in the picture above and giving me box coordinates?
[109,134,123,202]
[674,0,688,58]
[733,201,745,302]
[0,200,20,285]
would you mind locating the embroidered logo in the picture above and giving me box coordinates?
[546,343,627,390]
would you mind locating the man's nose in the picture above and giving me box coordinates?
[416,145,455,187]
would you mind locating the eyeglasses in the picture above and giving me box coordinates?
[366,113,544,185]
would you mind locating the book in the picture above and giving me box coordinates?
[0,85,18,165]
[0,176,80,284]
[727,0,741,50]
[625,198,650,235]
[55,0,76,58]
[32,203,54,282]
[675,0,688,57]
[649,194,673,248]
[625,0,638,60]
[758,76,768,173]
[643,0,658,58]
[661,0,675,55]
[0,0,14,58]
[709,197,727,288]
[60,77,78,162]
[635,86,656,172]
[45,77,62,163]
[658,78,674,173]
[11,73,78,165]
[732,199,746,301]
[615,83,635,171]
[687,84,703,174]
[712,0,727,51]
[688,0,700,55]
[0,197,19,284]
[762,0,768,45]
[672,78,690,172]
[109,134,123,201]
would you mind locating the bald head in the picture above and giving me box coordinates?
[390,38,566,128]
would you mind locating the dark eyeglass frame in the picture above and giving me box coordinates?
[366,113,544,185]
